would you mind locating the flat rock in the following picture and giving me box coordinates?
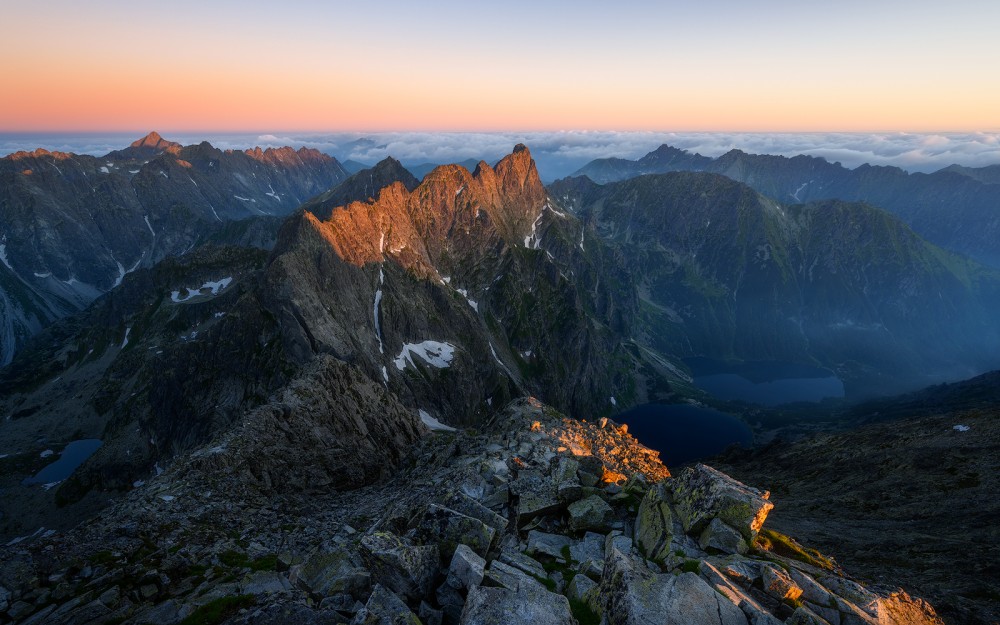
[526,530,572,560]
[460,584,575,625]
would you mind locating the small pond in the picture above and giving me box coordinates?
[23,439,102,485]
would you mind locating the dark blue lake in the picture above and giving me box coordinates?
[615,404,752,467]
[24,439,102,485]
[686,358,844,406]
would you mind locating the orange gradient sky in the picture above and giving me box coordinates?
[3,0,998,132]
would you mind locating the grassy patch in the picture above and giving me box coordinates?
[680,559,701,574]
[569,597,600,625]
[179,595,256,625]
[754,529,836,570]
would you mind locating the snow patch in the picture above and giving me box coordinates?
[610,396,617,406]
[524,210,544,249]
[33,271,51,278]
[419,409,456,432]
[0,241,11,271]
[456,288,478,311]
[234,195,256,203]
[113,261,126,288]
[265,184,281,202]
[99,166,109,174]
[159,495,176,502]
[381,366,388,383]
[373,288,384,354]
[121,327,131,349]
[170,277,233,303]
[144,215,156,237]
[40,449,54,458]
[133,480,145,488]
[129,169,140,174]
[953,424,970,432]
[394,341,456,371]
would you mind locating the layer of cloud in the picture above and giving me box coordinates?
[3,131,1000,181]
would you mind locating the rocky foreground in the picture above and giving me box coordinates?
[0,399,941,625]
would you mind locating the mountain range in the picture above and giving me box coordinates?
[0,135,995,625]
[0,132,349,364]
[572,144,1000,269]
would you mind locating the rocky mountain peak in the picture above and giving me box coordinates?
[130,131,181,153]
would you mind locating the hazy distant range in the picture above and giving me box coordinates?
[3,131,999,182]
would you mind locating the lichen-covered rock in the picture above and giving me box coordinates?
[295,550,371,599]
[671,464,773,541]
[699,518,748,555]
[568,573,597,602]
[634,481,674,563]
[600,531,747,625]
[351,584,422,625]
[448,544,486,590]
[460,584,575,625]
[359,532,439,602]
[410,504,496,560]
[517,490,562,525]
[567,494,615,532]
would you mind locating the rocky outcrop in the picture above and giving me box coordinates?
[0,399,942,625]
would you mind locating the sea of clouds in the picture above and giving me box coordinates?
[3,131,999,182]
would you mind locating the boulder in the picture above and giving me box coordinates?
[634,481,674,562]
[699,518,749,555]
[517,490,562,525]
[526,530,572,560]
[448,544,486,589]
[671,464,773,541]
[553,457,583,502]
[497,550,548,580]
[295,550,371,599]
[568,573,597,602]
[359,532,439,602]
[600,535,748,625]
[568,495,615,532]
[460,584,575,625]
[442,492,509,535]
[483,560,546,592]
[762,565,804,603]
[410,504,496,560]
[351,584,422,625]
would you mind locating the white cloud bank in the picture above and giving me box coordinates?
[3,131,999,181]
